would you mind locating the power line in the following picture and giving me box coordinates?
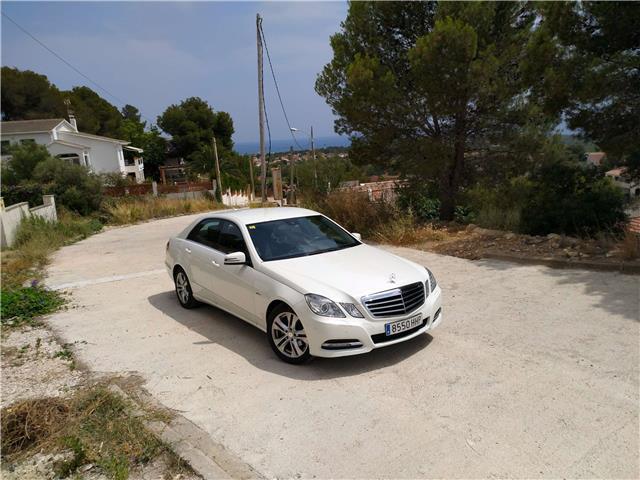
[258,22,303,151]
[2,11,155,125]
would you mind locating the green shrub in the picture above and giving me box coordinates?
[521,161,627,236]
[0,286,65,326]
[464,176,533,231]
[465,162,627,236]
[0,143,51,184]
[33,159,103,215]
[397,185,440,221]
[0,182,45,207]
[1,144,104,215]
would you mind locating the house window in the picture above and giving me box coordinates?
[83,153,91,167]
[20,139,35,145]
[56,153,82,166]
[1,140,10,154]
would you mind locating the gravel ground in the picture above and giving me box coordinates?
[41,213,639,479]
[1,325,86,409]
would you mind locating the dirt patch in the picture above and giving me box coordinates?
[1,326,86,408]
[409,224,640,269]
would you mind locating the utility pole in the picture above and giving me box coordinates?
[289,146,294,188]
[212,135,222,200]
[311,125,317,188]
[248,154,255,201]
[257,13,267,203]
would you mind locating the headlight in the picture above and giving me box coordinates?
[339,302,364,318]
[425,267,437,292]
[305,294,345,317]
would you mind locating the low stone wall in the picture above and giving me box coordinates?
[0,195,57,248]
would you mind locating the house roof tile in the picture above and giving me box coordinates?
[1,118,65,134]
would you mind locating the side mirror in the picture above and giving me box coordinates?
[224,251,246,265]
[351,232,362,241]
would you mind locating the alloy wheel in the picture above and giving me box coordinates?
[175,271,190,305]
[270,311,309,359]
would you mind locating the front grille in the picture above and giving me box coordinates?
[362,282,426,318]
[371,318,428,344]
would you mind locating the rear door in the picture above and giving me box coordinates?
[184,218,224,304]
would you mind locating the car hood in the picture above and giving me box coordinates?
[259,244,426,301]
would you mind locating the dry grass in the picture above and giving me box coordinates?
[303,191,391,237]
[374,217,449,246]
[304,191,450,246]
[1,384,187,479]
[621,230,640,260]
[103,195,223,225]
[1,212,102,290]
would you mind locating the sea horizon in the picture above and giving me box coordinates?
[234,135,350,155]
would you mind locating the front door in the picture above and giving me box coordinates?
[212,220,260,325]
[185,218,259,325]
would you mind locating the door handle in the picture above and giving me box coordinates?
[211,260,220,267]
[185,247,192,254]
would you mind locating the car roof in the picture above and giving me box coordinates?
[203,207,320,225]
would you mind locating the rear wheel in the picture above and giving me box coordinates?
[268,305,311,364]
[174,268,200,309]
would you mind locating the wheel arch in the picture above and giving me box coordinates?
[172,264,186,279]
[266,299,291,322]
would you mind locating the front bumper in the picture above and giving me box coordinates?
[296,286,443,358]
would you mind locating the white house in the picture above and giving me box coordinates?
[605,167,640,199]
[0,117,145,183]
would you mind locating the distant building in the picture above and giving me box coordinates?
[586,151,606,167]
[0,117,145,183]
[605,166,640,198]
[337,179,405,203]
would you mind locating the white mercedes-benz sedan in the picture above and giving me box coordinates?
[165,207,442,364]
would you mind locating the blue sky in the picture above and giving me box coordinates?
[1,1,348,143]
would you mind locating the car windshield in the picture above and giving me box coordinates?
[246,215,360,261]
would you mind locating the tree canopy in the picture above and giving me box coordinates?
[1,67,123,138]
[1,67,66,121]
[157,96,235,180]
[316,2,552,219]
[531,2,640,158]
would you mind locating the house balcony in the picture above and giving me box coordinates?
[124,157,144,172]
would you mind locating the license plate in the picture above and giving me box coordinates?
[385,313,422,336]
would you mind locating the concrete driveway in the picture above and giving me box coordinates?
[46,213,639,479]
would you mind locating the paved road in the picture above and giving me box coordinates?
[46,213,639,479]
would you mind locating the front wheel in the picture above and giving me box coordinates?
[174,268,200,309]
[268,305,311,364]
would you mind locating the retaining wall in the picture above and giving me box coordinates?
[0,195,57,248]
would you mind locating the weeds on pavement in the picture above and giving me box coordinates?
[1,384,187,480]
[1,211,102,328]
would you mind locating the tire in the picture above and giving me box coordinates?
[267,304,311,364]
[174,268,200,309]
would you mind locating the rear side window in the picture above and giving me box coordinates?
[187,219,221,249]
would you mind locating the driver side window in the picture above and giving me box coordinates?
[218,221,248,255]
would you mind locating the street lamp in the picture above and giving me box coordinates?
[290,126,317,187]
